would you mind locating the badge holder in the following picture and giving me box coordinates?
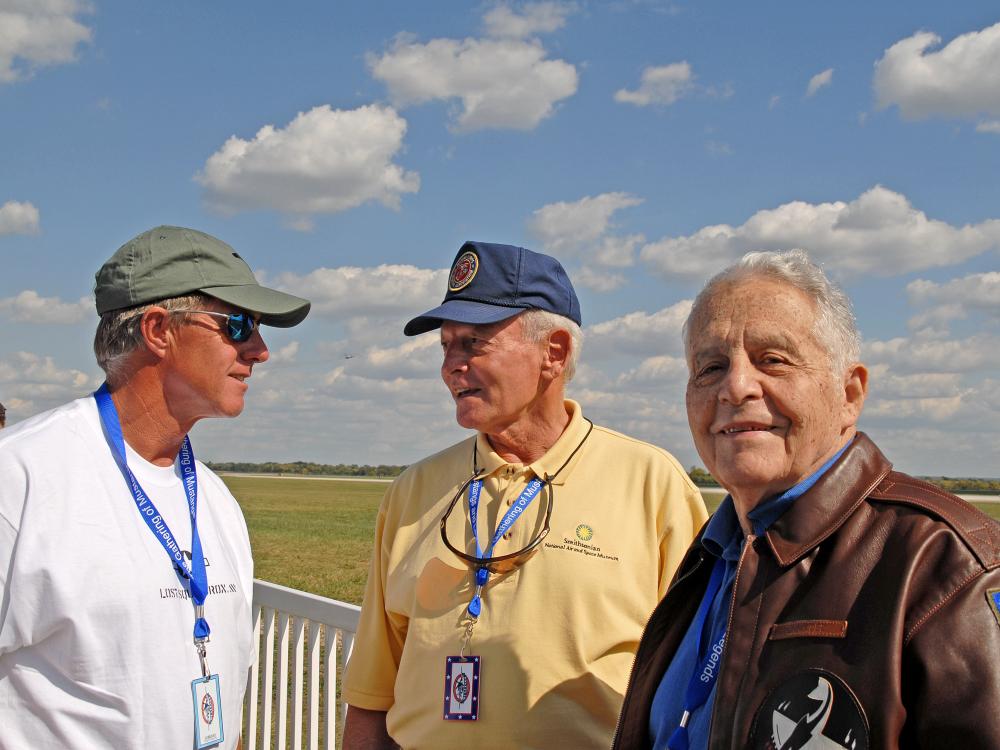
[444,614,482,721]
[192,631,224,749]
[443,654,481,721]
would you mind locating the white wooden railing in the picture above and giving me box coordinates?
[244,580,362,750]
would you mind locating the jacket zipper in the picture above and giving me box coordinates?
[705,533,755,747]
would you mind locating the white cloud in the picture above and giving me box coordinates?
[615,354,688,389]
[614,62,693,106]
[482,1,577,39]
[0,351,99,420]
[903,271,1000,336]
[874,22,1000,120]
[0,0,92,83]
[976,120,1000,134]
[196,104,419,225]
[528,192,644,291]
[806,67,833,97]
[271,264,447,321]
[574,266,627,293]
[368,34,578,132]
[528,192,642,255]
[268,341,299,363]
[0,200,40,235]
[0,290,91,323]
[640,185,1000,280]
[351,335,442,380]
[865,334,1000,374]
[907,272,1000,316]
[585,300,692,359]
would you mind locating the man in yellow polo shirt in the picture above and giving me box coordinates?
[343,241,707,749]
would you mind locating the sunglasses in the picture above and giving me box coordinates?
[439,471,554,575]
[175,310,257,343]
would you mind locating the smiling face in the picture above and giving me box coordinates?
[161,301,270,423]
[440,316,548,436]
[685,277,866,511]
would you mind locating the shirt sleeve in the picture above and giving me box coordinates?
[0,449,28,655]
[342,488,407,711]
[658,473,709,600]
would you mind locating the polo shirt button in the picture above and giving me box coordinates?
[506,498,513,506]
[503,532,512,540]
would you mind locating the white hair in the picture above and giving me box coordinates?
[93,293,210,387]
[519,309,583,382]
[684,250,861,375]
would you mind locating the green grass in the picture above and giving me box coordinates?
[225,476,1000,603]
[223,476,385,604]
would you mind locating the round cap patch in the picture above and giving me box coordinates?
[750,669,868,750]
[449,251,479,291]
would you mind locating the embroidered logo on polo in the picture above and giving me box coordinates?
[750,670,868,750]
[988,588,1000,629]
[449,251,479,291]
[543,522,620,562]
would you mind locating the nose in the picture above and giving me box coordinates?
[440,342,468,378]
[241,327,269,364]
[718,356,762,405]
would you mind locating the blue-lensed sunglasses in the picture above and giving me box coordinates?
[176,310,257,343]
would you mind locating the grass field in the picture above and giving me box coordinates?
[223,475,386,604]
[225,476,1000,603]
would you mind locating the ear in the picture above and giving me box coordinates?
[542,328,571,381]
[840,362,868,429]
[138,306,174,360]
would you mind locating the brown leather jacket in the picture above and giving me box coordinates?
[612,433,1000,749]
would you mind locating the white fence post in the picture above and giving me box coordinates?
[245,580,361,749]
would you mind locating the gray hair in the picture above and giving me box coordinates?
[520,309,583,382]
[684,250,860,375]
[94,293,211,387]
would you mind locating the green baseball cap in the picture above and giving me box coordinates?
[94,225,310,327]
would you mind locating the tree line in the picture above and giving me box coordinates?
[206,461,408,477]
[206,461,999,493]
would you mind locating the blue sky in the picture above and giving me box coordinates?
[2,0,999,477]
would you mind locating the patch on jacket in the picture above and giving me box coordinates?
[749,669,868,750]
[989,588,1000,629]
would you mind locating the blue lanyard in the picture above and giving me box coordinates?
[94,384,211,643]
[465,475,544,617]
[667,557,727,750]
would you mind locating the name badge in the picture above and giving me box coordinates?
[192,675,225,748]
[443,655,480,721]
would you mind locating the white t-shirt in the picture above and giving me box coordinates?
[0,397,254,749]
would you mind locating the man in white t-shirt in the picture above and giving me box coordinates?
[0,226,311,749]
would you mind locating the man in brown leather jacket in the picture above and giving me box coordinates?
[613,250,1000,750]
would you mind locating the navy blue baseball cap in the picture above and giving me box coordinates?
[404,241,582,336]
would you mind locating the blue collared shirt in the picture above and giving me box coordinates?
[648,439,852,750]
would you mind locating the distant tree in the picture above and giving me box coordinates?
[688,466,719,487]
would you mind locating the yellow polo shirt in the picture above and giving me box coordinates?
[343,400,707,749]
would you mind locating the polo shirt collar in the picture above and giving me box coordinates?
[474,400,589,485]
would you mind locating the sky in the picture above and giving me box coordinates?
[1,0,999,477]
